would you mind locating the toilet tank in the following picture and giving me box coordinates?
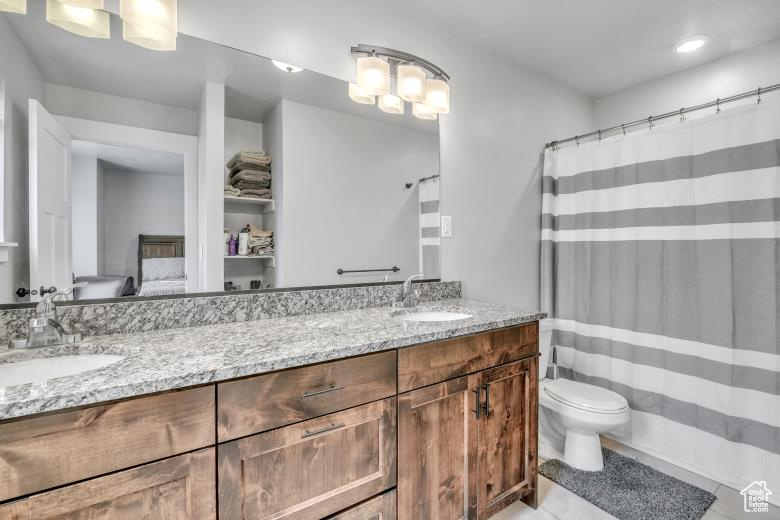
[538,319,554,380]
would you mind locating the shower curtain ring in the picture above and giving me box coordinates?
[575,136,580,146]
[679,108,685,123]
[757,87,762,105]
[648,116,654,130]
[597,130,602,141]
[716,98,721,114]
[621,123,626,135]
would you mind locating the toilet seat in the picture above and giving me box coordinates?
[543,379,628,414]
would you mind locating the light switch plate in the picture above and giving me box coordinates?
[441,216,453,237]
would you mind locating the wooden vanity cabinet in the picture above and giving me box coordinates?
[0,448,216,520]
[397,327,539,519]
[218,397,397,520]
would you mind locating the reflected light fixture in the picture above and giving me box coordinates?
[46,0,110,38]
[0,0,26,13]
[348,83,375,105]
[356,55,390,95]
[412,102,438,121]
[425,78,450,114]
[272,60,303,73]
[673,35,709,53]
[397,64,426,102]
[120,0,177,51]
[350,44,450,120]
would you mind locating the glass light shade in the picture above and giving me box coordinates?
[412,102,438,121]
[58,0,104,8]
[378,94,404,115]
[348,83,375,105]
[0,0,26,13]
[425,79,450,114]
[397,64,427,102]
[123,20,176,50]
[356,56,389,95]
[46,0,110,38]
[120,0,177,35]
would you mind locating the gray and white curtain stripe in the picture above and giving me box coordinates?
[541,99,780,500]
[419,177,441,278]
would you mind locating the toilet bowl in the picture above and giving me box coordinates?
[537,320,629,471]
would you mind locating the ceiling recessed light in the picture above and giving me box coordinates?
[673,35,709,54]
[272,60,303,73]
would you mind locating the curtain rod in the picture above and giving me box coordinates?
[546,83,780,150]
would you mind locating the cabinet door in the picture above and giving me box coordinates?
[0,448,215,520]
[398,376,477,520]
[473,357,538,518]
[327,490,396,520]
[219,397,396,520]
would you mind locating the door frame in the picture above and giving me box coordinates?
[56,116,199,293]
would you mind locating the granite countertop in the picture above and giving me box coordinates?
[0,299,545,421]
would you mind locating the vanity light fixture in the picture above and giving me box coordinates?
[348,83,375,105]
[350,44,450,120]
[120,0,177,51]
[272,60,303,73]
[46,0,110,38]
[58,0,103,8]
[356,55,390,95]
[412,102,438,121]
[673,35,709,53]
[0,0,26,13]
[378,94,404,114]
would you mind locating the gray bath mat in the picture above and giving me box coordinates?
[539,448,716,520]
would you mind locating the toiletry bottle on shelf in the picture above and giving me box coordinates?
[224,228,230,256]
[229,234,238,256]
[238,226,249,256]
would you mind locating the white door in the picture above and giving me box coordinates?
[29,99,72,301]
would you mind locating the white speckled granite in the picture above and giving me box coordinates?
[0,281,460,344]
[0,299,545,421]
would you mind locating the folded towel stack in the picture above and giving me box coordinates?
[226,150,273,199]
[247,223,273,256]
[224,185,240,197]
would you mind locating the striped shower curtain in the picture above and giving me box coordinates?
[541,99,780,501]
[419,177,441,278]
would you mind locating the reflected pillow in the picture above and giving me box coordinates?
[142,257,185,281]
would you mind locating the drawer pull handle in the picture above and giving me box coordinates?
[301,384,345,398]
[482,383,490,416]
[301,422,346,438]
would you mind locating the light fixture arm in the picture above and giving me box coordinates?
[351,44,450,82]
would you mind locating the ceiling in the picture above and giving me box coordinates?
[72,141,184,177]
[391,0,780,97]
[5,2,437,133]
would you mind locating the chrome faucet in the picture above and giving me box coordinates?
[24,283,87,349]
[398,273,425,308]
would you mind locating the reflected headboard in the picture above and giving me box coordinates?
[138,234,185,285]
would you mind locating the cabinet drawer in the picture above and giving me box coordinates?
[0,386,215,502]
[218,397,397,520]
[0,448,216,520]
[217,350,396,441]
[328,490,397,520]
[398,323,538,392]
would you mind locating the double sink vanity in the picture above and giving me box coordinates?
[0,288,543,519]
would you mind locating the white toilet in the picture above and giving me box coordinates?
[537,320,630,471]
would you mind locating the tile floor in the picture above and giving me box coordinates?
[493,438,780,520]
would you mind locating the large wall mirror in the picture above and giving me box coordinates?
[0,1,441,305]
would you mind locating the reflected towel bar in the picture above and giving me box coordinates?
[337,267,400,275]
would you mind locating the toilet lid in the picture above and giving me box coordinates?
[544,379,628,413]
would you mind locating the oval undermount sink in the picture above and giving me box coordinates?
[0,354,124,389]
[400,311,472,322]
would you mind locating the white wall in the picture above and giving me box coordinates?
[163,0,596,307]
[595,38,780,128]
[101,168,184,280]
[278,100,437,287]
[0,14,45,302]
[71,152,103,276]
[46,84,198,136]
